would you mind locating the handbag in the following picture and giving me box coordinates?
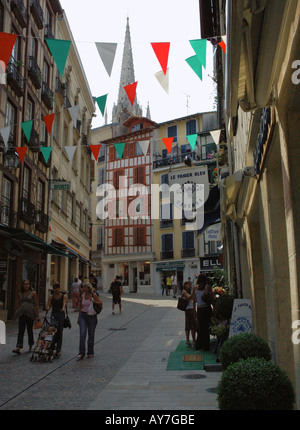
[93,300,103,314]
[177,296,188,311]
[34,320,42,330]
[63,306,72,329]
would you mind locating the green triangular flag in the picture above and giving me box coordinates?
[40,147,52,163]
[45,38,71,77]
[114,142,126,159]
[185,55,203,80]
[96,94,108,116]
[190,39,207,69]
[187,134,198,151]
[21,120,33,143]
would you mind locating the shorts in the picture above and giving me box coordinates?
[112,294,121,305]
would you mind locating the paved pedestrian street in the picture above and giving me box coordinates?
[0,293,221,411]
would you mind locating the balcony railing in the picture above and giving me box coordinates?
[42,81,54,110]
[28,56,42,89]
[44,23,54,39]
[35,210,49,233]
[0,132,17,152]
[23,126,40,152]
[30,0,44,29]
[181,248,195,258]
[6,62,25,97]
[161,251,174,260]
[20,198,36,225]
[153,153,195,170]
[10,0,29,28]
[55,77,65,98]
[0,204,17,228]
[160,220,173,228]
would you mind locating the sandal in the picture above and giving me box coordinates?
[185,341,191,347]
[12,348,21,355]
[76,354,84,360]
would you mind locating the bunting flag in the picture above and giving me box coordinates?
[187,134,198,151]
[0,126,11,148]
[96,94,108,116]
[21,120,33,143]
[0,32,18,72]
[210,130,222,145]
[137,140,150,157]
[64,146,77,162]
[190,39,207,69]
[154,68,169,94]
[162,137,173,154]
[89,144,101,161]
[185,55,203,80]
[16,147,27,163]
[43,113,56,135]
[219,36,226,54]
[45,38,71,77]
[95,42,117,77]
[124,82,138,106]
[114,142,126,159]
[151,42,170,75]
[68,105,79,126]
[40,147,52,163]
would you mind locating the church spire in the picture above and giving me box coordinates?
[112,18,142,124]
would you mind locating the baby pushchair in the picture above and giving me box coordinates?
[30,313,58,363]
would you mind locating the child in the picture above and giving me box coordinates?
[35,326,56,354]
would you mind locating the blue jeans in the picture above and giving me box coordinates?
[79,312,97,356]
[51,311,65,353]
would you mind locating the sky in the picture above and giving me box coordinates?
[59,0,216,129]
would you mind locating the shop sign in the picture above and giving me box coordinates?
[200,256,223,271]
[229,299,253,337]
[50,181,71,190]
[156,262,185,272]
[205,223,221,241]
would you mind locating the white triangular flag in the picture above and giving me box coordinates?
[138,140,150,157]
[68,105,80,127]
[64,146,77,162]
[95,42,117,77]
[154,68,169,94]
[0,126,11,148]
[210,130,222,145]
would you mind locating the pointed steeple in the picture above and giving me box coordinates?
[112,18,142,124]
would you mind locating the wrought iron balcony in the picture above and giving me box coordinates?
[160,219,173,228]
[20,198,36,225]
[10,0,29,28]
[35,210,49,233]
[23,127,40,152]
[181,248,195,258]
[0,204,17,228]
[0,132,17,152]
[28,56,42,89]
[55,76,65,98]
[44,24,54,39]
[6,62,25,97]
[42,81,54,110]
[160,251,174,260]
[30,0,44,29]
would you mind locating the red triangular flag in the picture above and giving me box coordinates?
[43,113,56,135]
[89,144,101,161]
[16,147,28,163]
[151,42,170,75]
[124,82,138,106]
[162,137,173,154]
[219,41,226,54]
[0,32,18,72]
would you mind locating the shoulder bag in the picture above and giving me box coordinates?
[63,305,72,329]
[177,295,188,311]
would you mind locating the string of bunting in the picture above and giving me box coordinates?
[0,31,226,163]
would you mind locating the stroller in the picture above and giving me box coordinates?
[30,313,58,363]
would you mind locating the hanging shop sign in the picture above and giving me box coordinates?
[50,180,71,191]
[200,256,223,271]
[205,223,221,241]
[253,107,273,176]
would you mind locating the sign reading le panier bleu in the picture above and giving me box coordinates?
[229,299,253,337]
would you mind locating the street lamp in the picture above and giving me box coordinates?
[4,149,20,169]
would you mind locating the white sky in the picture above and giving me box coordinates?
[59,0,216,129]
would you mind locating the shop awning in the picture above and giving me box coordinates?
[0,224,71,258]
[54,236,91,265]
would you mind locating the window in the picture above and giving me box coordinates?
[167,125,177,143]
[161,202,173,220]
[0,3,4,32]
[134,166,145,185]
[36,180,45,212]
[161,174,169,185]
[1,177,12,226]
[134,226,146,246]
[43,60,50,84]
[40,121,47,145]
[161,234,173,251]
[66,193,73,220]
[23,166,31,199]
[75,202,80,227]
[11,29,20,63]
[113,169,124,189]
[97,227,103,250]
[98,168,105,186]
[135,141,144,156]
[30,32,38,58]
[98,145,105,162]
[186,119,196,136]
[182,231,194,250]
[5,100,17,139]
[113,228,124,246]
[26,98,34,121]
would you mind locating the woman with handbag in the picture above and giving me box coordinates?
[12,280,40,355]
[182,281,197,347]
[77,282,103,360]
[46,282,67,358]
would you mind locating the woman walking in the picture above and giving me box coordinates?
[195,274,214,351]
[182,281,197,347]
[13,280,40,355]
[46,282,67,358]
[77,282,103,360]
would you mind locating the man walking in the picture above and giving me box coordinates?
[171,273,178,298]
[111,276,123,314]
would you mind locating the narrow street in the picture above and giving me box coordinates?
[0,292,221,411]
